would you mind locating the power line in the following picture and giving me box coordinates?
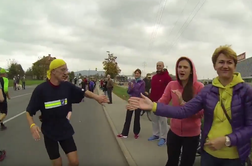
[166,0,207,54]
[165,0,190,40]
[147,0,169,49]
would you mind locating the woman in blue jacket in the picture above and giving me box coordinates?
[117,69,145,139]
[127,45,252,166]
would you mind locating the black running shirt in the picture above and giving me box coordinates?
[26,81,85,141]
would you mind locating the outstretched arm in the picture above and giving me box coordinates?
[152,87,206,119]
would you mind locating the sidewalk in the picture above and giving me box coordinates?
[97,88,201,166]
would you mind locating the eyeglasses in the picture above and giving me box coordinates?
[59,68,68,73]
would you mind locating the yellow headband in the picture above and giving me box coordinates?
[47,59,66,79]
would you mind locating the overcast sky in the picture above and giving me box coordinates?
[0,0,251,79]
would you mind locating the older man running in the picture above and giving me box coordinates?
[26,59,108,166]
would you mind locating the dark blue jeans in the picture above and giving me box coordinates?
[201,151,245,166]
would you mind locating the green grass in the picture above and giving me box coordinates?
[113,84,129,101]
[8,79,45,87]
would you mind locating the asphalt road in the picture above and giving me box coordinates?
[0,86,128,166]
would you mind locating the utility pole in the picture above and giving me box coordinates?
[143,62,146,77]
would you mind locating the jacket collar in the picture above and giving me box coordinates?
[210,83,243,95]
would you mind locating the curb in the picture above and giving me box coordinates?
[96,88,138,166]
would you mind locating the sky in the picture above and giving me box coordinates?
[0,0,251,79]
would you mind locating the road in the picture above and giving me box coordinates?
[0,86,128,166]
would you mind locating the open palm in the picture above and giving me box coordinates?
[127,93,153,110]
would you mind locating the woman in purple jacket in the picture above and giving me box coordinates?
[127,46,252,166]
[117,69,145,139]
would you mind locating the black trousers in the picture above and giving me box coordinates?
[122,109,141,136]
[107,88,112,103]
[166,130,199,166]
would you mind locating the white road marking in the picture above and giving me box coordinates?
[3,111,26,123]
[11,93,32,99]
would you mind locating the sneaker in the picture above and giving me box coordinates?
[0,124,7,131]
[134,134,139,139]
[158,138,166,146]
[0,150,6,161]
[117,134,127,138]
[148,135,159,141]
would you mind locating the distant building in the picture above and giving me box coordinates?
[236,52,252,83]
[115,75,128,82]
[33,54,56,79]
[74,70,105,77]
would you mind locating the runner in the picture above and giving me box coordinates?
[0,150,6,161]
[0,73,6,161]
[158,57,204,166]
[40,74,72,122]
[0,68,10,130]
[26,59,108,166]
[127,45,252,166]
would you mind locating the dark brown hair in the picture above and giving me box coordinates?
[177,57,194,102]
[134,69,141,74]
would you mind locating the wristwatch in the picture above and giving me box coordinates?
[225,136,231,147]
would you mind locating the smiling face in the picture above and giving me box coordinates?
[177,59,192,81]
[214,53,236,80]
[156,61,164,72]
[134,71,141,79]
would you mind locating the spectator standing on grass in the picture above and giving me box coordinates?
[117,69,145,139]
[106,74,113,104]
[148,61,172,146]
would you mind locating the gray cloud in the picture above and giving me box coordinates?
[0,0,251,79]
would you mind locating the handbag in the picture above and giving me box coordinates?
[220,101,252,166]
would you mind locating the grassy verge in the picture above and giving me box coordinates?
[113,84,129,101]
[8,79,45,87]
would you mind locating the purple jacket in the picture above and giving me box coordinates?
[127,79,145,97]
[154,83,252,162]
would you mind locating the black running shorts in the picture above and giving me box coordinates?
[44,135,77,160]
[0,102,7,115]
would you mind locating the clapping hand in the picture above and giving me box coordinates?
[172,90,184,105]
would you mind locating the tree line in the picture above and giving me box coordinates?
[5,56,75,80]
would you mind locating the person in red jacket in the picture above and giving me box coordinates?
[148,61,172,146]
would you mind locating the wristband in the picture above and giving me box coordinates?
[30,123,36,128]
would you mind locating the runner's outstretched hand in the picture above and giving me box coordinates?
[30,124,41,141]
[95,95,109,104]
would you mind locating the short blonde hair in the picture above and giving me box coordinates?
[212,45,237,66]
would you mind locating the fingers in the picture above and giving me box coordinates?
[126,104,137,111]
[128,100,139,107]
[37,127,41,133]
[140,93,146,99]
[128,97,140,102]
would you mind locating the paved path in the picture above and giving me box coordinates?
[1,86,128,166]
[98,88,201,166]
